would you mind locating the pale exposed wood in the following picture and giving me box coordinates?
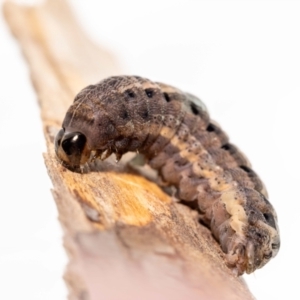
[3,1,254,299]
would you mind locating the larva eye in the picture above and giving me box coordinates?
[55,128,89,170]
[61,132,87,156]
[145,89,154,98]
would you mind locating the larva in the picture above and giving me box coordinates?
[55,75,280,275]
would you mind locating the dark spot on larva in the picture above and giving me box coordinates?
[142,110,149,119]
[163,92,171,102]
[125,89,135,98]
[145,89,154,98]
[221,144,231,151]
[264,252,272,259]
[272,242,280,250]
[240,165,252,173]
[206,123,215,132]
[255,232,263,239]
[190,102,200,115]
[263,213,277,229]
[121,110,129,119]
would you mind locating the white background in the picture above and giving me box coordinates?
[1,0,300,299]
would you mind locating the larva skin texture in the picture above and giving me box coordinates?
[55,75,280,275]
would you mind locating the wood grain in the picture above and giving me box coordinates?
[3,0,255,299]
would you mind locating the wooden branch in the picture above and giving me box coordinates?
[3,1,254,299]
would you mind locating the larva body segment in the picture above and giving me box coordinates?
[55,76,280,275]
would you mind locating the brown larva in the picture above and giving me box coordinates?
[55,75,280,275]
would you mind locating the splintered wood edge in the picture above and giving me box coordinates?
[3,0,254,299]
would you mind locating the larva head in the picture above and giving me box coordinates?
[55,128,91,170]
[55,76,167,169]
[243,197,280,274]
[223,190,280,275]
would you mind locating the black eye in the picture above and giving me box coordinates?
[163,92,171,102]
[125,89,135,98]
[190,102,200,115]
[145,89,154,98]
[62,132,87,156]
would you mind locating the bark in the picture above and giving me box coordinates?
[3,0,254,299]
